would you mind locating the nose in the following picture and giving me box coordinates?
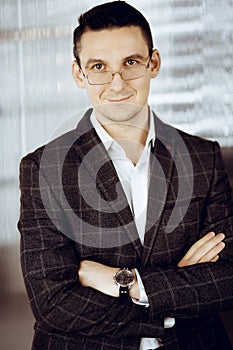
[109,72,125,92]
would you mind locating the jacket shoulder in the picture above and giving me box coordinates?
[154,113,220,154]
[20,127,78,167]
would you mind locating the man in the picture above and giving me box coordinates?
[18,1,233,349]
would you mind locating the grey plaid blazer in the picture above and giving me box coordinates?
[18,110,233,349]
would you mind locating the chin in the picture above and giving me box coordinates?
[95,102,144,123]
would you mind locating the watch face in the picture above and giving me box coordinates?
[115,269,135,287]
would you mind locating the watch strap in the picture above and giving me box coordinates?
[119,285,129,302]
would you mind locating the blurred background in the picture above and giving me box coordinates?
[0,0,233,349]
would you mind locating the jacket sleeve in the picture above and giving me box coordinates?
[138,142,233,319]
[18,154,164,339]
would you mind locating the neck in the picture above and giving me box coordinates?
[95,106,150,165]
[95,106,149,146]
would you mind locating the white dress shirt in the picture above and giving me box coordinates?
[91,111,174,349]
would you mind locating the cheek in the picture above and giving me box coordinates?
[86,86,105,104]
[135,79,151,101]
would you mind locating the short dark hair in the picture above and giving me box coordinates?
[73,1,154,67]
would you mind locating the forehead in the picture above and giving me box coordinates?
[79,26,148,64]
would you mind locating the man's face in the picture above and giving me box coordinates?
[72,26,160,123]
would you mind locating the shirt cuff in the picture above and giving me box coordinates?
[132,270,175,329]
[164,317,175,328]
[132,269,149,306]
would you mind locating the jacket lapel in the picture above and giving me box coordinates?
[142,115,176,266]
[73,109,142,256]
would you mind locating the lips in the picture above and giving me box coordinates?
[106,95,133,103]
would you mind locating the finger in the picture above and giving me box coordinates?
[182,232,216,260]
[210,255,219,262]
[198,242,225,263]
[187,233,225,262]
[178,233,225,267]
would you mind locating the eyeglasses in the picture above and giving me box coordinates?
[81,58,151,85]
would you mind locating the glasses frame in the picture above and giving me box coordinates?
[80,57,151,86]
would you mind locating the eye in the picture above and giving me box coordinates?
[92,63,104,70]
[125,59,138,66]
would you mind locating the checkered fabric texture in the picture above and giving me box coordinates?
[18,110,233,349]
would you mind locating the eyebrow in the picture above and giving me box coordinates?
[84,53,148,69]
[84,59,106,69]
[124,54,148,61]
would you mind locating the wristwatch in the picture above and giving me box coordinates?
[113,268,135,300]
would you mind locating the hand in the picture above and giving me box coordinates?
[178,231,225,267]
[78,260,120,297]
[78,260,140,299]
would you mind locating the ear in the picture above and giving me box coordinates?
[150,49,161,78]
[72,60,86,89]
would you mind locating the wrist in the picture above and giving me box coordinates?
[129,270,140,300]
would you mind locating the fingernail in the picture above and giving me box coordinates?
[208,231,215,236]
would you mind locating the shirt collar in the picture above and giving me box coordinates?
[90,112,114,151]
[90,108,156,151]
[147,109,156,148]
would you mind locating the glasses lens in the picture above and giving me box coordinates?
[86,63,148,85]
[122,65,146,81]
[88,72,112,85]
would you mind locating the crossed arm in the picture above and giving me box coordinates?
[18,143,233,338]
[78,231,226,299]
[76,143,233,315]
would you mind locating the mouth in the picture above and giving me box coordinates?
[107,95,133,103]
